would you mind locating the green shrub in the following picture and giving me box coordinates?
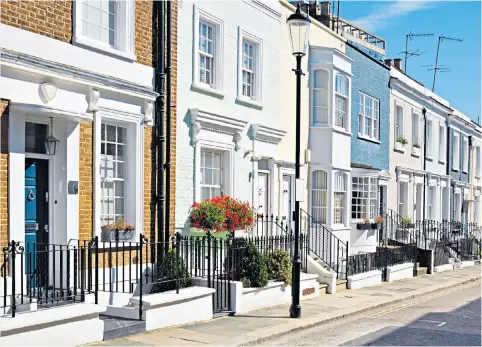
[265,250,292,285]
[240,242,268,288]
[153,249,191,293]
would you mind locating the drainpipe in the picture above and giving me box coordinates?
[446,120,451,220]
[164,0,172,243]
[468,136,473,223]
[155,1,166,254]
[422,107,427,222]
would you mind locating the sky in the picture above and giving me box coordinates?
[339,0,481,122]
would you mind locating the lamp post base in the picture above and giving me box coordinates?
[289,305,301,318]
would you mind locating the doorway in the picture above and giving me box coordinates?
[282,174,295,230]
[25,158,49,288]
[258,172,269,216]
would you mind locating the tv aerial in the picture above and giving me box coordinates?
[401,32,433,73]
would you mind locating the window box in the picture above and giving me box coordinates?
[101,228,135,242]
[400,222,415,229]
[371,223,381,230]
[356,223,372,230]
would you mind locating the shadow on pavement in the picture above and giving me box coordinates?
[342,298,481,346]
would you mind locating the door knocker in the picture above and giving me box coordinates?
[27,189,35,201]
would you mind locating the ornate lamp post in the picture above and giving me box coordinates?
[287,4,310,319]
[45,117,59,155]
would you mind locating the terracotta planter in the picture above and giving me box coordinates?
[101,228,135,242]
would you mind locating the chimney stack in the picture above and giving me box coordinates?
[384,59,392,67]
[393,58,402,71]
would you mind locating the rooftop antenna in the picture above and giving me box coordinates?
[401,32,433,73]
[432,34,463,92]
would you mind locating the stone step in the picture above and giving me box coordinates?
[100,315,146,340]
[416,266,428,276]
[319,283,328,294]
[336,279,347,292]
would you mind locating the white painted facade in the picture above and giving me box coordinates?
[0,18,154,245]
[388,68,451,222]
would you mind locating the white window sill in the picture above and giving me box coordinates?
[73,35,136,61]
[426,155,434,162]
[333,126,351,137]
[331,225,350,231]
[438,160,446,165]
[462,169,468,174]
[236,95,263,110]
[452,167,459,172]
[191,82,225,99]
[358,135,380,144]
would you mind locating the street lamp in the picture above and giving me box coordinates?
[287,4,310,319]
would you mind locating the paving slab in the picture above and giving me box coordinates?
[87,265,481,347]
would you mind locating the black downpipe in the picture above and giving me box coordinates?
[155,0,166,256]
[165,0,172,246]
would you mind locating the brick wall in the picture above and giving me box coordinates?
[0,1,72,43]
[79,123,93,242]
[346,44,390,171]
[0,100,9,250]
[135,0,153,67]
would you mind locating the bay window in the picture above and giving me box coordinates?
[334,74,349,130]
[312,170,328,224]
[351,177,378,220]
[312,69,329,125]
[333,172,347,224]
[358,93,379,140]
[100,124,126,225]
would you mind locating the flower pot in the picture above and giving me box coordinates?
[357,224,372,230]
[101,228,135,242]
[394,142,405,151]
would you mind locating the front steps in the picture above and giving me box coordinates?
[100,315,146,340]
[336,279,347,291]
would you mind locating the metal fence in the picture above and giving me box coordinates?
[251,214,292,237]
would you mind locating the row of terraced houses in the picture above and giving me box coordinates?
[0,0,480,344]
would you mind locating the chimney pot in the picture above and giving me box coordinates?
[393,58,402,71]
[384,59,392,67]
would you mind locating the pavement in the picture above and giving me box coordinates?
[261,279,481,346]
[89,264,481,346]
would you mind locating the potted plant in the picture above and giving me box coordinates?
[395,137,408,150]
[101,218,135,242]
[400,217,415,228]
[357,216,372,230]
[372,216,383,229]
[188,196,257,238]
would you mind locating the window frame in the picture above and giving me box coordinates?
[95,108,144,239]
[463,136,469,173]
[237,27,263,106]
[411,111,420,148]
[358,92,380,141]
[311,69,330,126]
[426,120,433,159]
[311,169,328,224]
[395,104,405,149]
[73,0,136,61]
[333,171,347,225]
[200,149,224,200]
[334,74,349,131]
[438,123,446,163]
[192,5,224,96]
[476,146,481,178]
[452,131,460,171]
[351,176,378,221]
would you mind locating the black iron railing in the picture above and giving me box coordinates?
[300,209,348,279]
[252,214,292,237]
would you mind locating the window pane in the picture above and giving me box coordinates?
[25,122,48,154]
[314,70,328,89]
[313,89,328,107]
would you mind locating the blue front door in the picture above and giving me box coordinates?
[25,159,49,288]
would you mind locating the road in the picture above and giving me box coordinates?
[259,280,481,346]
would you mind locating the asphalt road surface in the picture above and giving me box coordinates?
[259,280,481,346]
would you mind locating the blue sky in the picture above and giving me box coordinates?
[340,0,481,122]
